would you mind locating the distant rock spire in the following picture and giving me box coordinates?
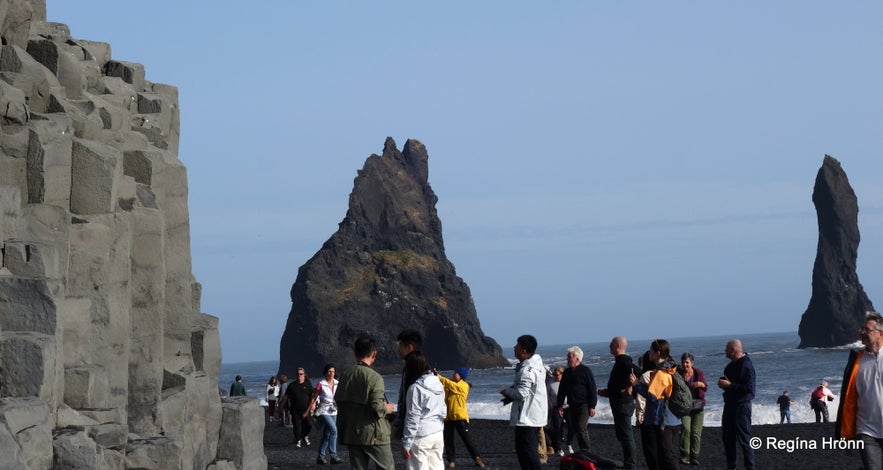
[798,155,875,348]
[278,138,509,374]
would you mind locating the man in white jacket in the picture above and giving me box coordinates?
[500,335,548,470]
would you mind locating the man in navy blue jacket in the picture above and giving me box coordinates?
[718,339,756,470]
[556,346,597,452]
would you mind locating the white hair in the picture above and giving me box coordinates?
[567,346,584,362]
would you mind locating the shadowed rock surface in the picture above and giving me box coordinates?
[798,155,875,348]
[279,138,508,375]
[0,2,264,468]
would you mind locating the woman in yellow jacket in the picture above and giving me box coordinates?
[437,368,486,468]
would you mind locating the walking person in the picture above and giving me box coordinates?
[718,339,755,470]
[278,374,290,425]
[836,311,883,470]
[630,339,681,470]
[679,352,706,466]
[500,335,547,470]
[555,346,597,452]
[308,364,344,465]
[635,351,660,470]
[810,380,837,423]
[545,367,566,456]
[280,367,314,447]
[777,391,795,424]
[266,376,280,422]
[604,336,638,469]
[437,367,486,468]
[336,335,396,470]
[401,352,446,470]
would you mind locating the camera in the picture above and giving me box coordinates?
[500,396,513,405]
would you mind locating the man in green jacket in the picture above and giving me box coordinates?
[336,335,396,470]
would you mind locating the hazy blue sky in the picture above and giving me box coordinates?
[47,2,883,363]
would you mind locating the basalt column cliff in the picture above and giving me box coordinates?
[798,155,875,348]
[0,2,264,469]
[279,138,508,374]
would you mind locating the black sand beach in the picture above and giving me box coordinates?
[264,418,862,469]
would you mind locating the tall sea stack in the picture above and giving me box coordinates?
[798,155,875,348]
[0,2,265,468]
[279,138,508,375]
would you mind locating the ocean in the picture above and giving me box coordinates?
[219,331,858,426]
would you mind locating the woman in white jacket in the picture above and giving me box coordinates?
[401,351,446,470]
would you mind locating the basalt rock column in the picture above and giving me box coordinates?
[279,138,508,375]
[798,155,875,348]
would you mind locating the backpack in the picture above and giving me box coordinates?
[560,450,623,470]
[667,371,694,418]
[811,386,825,400]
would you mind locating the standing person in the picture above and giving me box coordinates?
[555,346,597,452]
[836,311,883,470]
[394,329,423,439]
[266,376,280,422]
[717,339,755,470]
[336,335,396,470]
[604,336,638,470]
[437,367,486,468]
[545,367,566,457]
[278,374,290,425]
[229,375,247,397]
[634,351,659,470]
[810,380,837,423]
[679,352,706,466]
[777,391,795,424]
[500,335,548,470]
[630,339,681,470]
[308,364,344,465]
[280,367,314,447]
[401,352,446,470]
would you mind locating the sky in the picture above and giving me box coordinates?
[46,2,883,363]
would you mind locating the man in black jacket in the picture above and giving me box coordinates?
[605,336,638,469]
[556,346,597,452]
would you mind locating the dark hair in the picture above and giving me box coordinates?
[681,352,695,363]
[397,329,423,350]
[517,335,538,355]
[650,339,671,361]
[353,335,376,359]
[640,350,656,373]
[268,376,277,385]
[323,363,336,375]
[235,375,242,381]
[403,351,430,391]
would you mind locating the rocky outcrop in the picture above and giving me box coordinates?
[798,155,875,348]
[279,138,508,375]
[0,2,264,468]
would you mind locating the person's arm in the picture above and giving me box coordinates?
[401,385,421,453]
[556,371,569,408]
[585,367,598,417]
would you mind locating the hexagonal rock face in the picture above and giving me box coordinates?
[279,138,508,375]
[0,2,263,468]
[798,155,876,348]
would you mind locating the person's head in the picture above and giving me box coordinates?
[609,336,627,356]
[783,390,789,396]
[235,375,242,382]
[725,339,744,361]
[566,346,584,368]
[279,374,288,384]
[860,312,883,352]
[640,350,656,373]
[268,376,277,385]
[354,335,378,363]
[296,368,306,382]
[552,366,564,381]
[680,352,695,370]
[454,367,469,382]
[820,380,828,388]
[397,329,422,359]
[323,363,336,380]
[514,335,538,361]
[649,339,671,363]
[404,351,430,386]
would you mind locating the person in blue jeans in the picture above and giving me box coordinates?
[309,364,344,465]
[776,391,795,424]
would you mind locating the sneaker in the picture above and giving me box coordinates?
[557,450,564,457]
[690,458,700,466]
[304,436,311,446]
[295,440,302,448]
[680,457,691,465]
[474,456,486,468]
[567,445,574,455]
[316,456,328,465]
[447,462,456,468]
[330,457,344,465]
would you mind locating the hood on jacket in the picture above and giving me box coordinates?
[414,373,445,396]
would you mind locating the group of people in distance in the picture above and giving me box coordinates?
[502,334,752,470]
[776,379,837,425]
